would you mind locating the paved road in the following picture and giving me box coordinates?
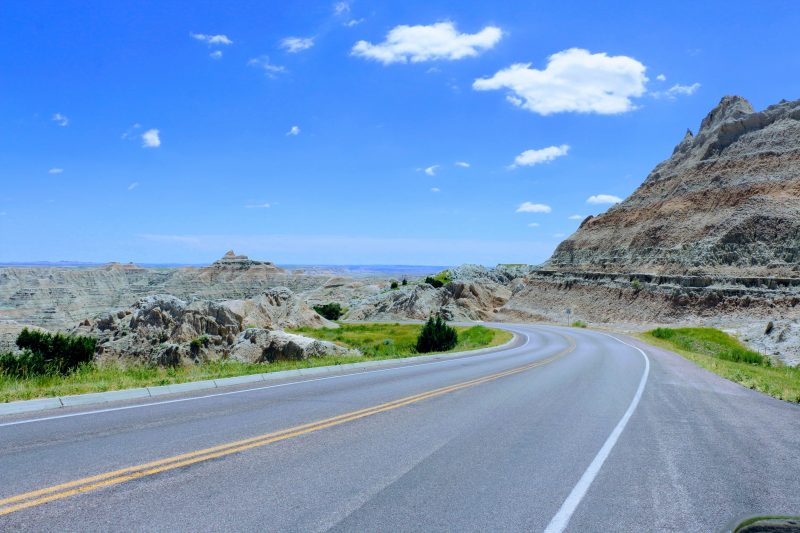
[0,324,798,532]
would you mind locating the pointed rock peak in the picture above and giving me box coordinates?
[699,95,754,132]
[684,128,694,139]
[224,250,236,257]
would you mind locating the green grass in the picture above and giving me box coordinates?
[289,323,512,358]
[571,321,588,328]
[0,324,513,403]
[640,327,800,403]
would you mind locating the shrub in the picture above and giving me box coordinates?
[190,336,209,355]
[572,321,588,328]
[424,276,444,288]
[0,328,96,377]
[416,314,458,353]
[390,281,399,289]
[401,278,408,286]
[313,303,345,320]
[631,279,642,291]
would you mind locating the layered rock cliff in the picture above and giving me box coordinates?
[548,96,800,277]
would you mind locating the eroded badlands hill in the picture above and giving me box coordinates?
[548,96,800,277]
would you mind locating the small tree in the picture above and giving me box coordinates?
[390,281,399,289]
[401,278,407,286]
[313,303,344,320]
[416,314,458,353]
[1,328,97,377]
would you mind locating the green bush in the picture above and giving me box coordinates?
[0,328,96,377]
[424,276,444,288]
[313,303,345,320]
[416,314,458,353]
[390,281,399,289]
[401,278,408,286]
[572,321,588,328]
[190,336,210,355]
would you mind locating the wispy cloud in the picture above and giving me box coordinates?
[52,113,69,126]
[568,214,585,220]
[553,233,566,238]
[333,1,350,15]
[128,182,139,191]
[121,123,141,140]
[352,22,503,64]
[286,125,300,136]
[141,129,161,148]
[474,48,648,115]
[209,50,223,60]
[516,202,552,213]
[587,194,622,205]
[248,56,287,78]
[651,82,701,99]
[454,161,470,168]
[656,74,666,81]
[511,145,569,168]
[422,165,439,176]
[344,18,364,27]
[527,222,540,227]
[245,202,271,209]
[48,168,64,175]
[431,187,440,193]
[281,37,314,53]
[191,33,233,45]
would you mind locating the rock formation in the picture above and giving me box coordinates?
[548,96,800,277]
[71,289,350,366]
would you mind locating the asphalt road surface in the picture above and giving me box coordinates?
[1,324,798,532]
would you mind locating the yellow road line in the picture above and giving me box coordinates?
[0,336,575,517]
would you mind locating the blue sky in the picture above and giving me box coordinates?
[1,1,798,265]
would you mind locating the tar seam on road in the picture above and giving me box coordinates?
[543,333,651,533]
[0,334,575,517]
[0,331,528,429]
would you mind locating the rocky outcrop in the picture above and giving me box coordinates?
[221,287,336,330]
[346,277,512,322]
[548,96,800,277]
[72,289,349,365]
[229,329,356,363]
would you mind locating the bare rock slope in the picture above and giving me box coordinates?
[548,96,800,277]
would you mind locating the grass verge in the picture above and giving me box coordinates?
[1,324,512,404]
[639,327,800,403]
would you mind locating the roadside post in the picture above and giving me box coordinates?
[565,308,572,327]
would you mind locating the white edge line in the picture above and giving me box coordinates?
[0,330,532,428]
[543,332,650,533]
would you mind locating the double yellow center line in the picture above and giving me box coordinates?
[0,336,574,516]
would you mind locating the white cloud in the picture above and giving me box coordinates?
[516,202,552,213]
[568,214,585,220]
[473,48,648,115]
[128,182,139,191]
[52,113,69,126]
[245,203,271,209]
[587,194,622,205]
[656,73,666,81]
[48,168,63,175]
[511,144,569,168]
[527,222,540,227]
[141,129,161,148]
[431,187,440,193]
[121,123,141,140]
[191,33,233,45]
[333,1,350,15]
[344,18,364,27]
[248,56,287,78]
[281,37,314,53]
[352,22,503,65]
[454,161,470,168]
[652,82,701,99]
[209,50,223,59]
[423,165,439,176]
[286,125,300,136]
[553,233,566,238]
